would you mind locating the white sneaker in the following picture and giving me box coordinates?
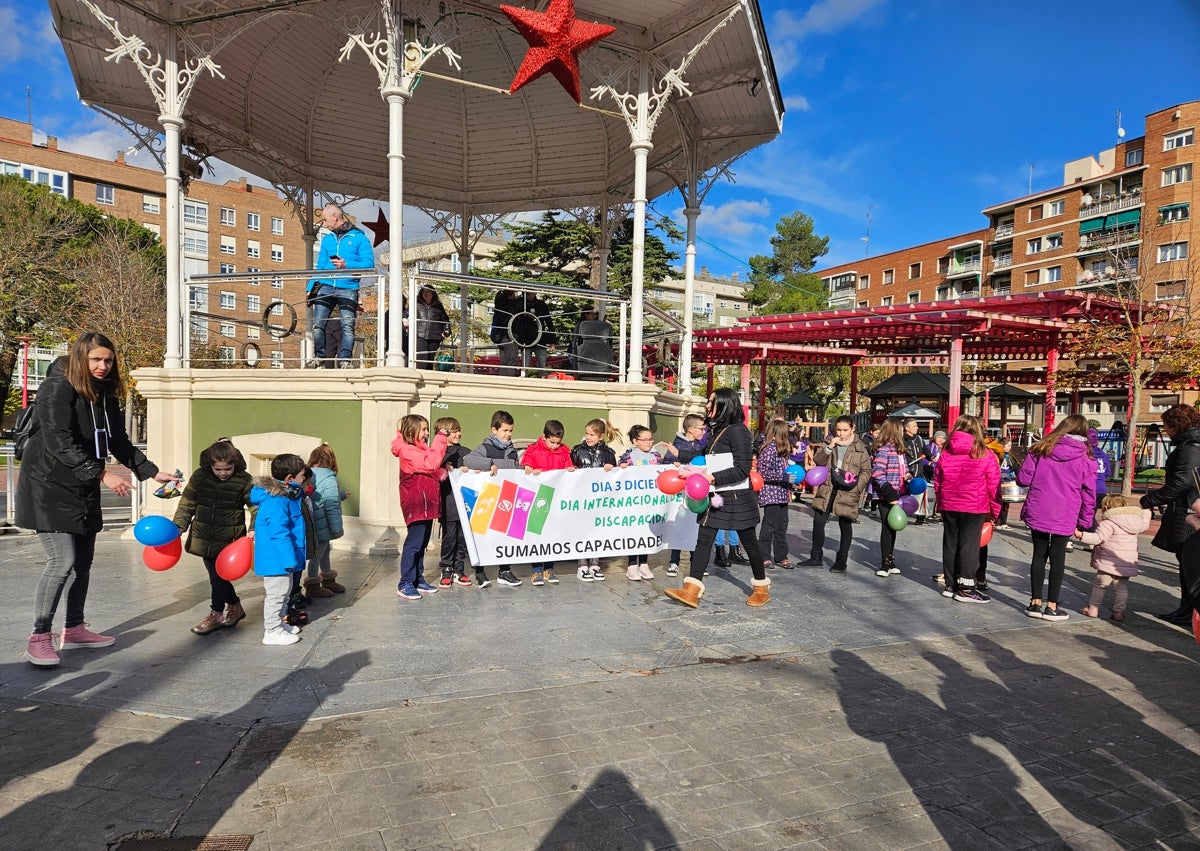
[263,629,300,645]
[577,567,594,582]
[626,565,640,581]
[282,623,301,635]
[590,564,605,581]
[666,563,679,577]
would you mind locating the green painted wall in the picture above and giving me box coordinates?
[192,399,363,514]
[429,401,615,448]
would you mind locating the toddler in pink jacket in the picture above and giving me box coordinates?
[1076,494,1151,622]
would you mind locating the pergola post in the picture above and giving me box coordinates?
[1044,347,1059,433]
[947,336,963,426]
[849,363,859,413]
[740,362,752,421]
[757,361,767,430]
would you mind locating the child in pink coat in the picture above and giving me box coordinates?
[391,414,449,600]
[933,415,1000,603]
[1076,494,1151,622]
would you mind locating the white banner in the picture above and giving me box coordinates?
[450,466,700,566]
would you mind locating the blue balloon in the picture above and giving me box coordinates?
[134,515,181,547]
[689,456,708,468]
[907,477,928,496]
[785,463,805,484]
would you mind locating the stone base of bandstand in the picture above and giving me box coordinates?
[132,367,701,556]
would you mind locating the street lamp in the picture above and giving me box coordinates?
[13,336,31,409]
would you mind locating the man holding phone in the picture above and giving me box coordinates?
[307,204,375,368]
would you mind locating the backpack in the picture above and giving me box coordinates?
[12,400,38,461]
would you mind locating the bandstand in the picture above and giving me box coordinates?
[49,0,783,553]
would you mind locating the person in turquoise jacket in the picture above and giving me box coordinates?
[250,454,308,646]
[307,204,376,367]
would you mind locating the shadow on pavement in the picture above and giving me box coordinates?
[534,767,676,850]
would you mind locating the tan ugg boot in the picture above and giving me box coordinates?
[321,570,346,593]
[304,576,333,598]
[747,577,770,607]
[664,577,704,608]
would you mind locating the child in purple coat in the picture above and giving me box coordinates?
[1016,414,1096,621]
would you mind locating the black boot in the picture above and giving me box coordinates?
[730,545,749,565]
[714,546,731,568]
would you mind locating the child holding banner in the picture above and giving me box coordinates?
[391,415,448,600]
[619,425,669,581]
[520,419,575,586]
[434,417,472,588]
[570,418,619,582]
[463,410,524,587]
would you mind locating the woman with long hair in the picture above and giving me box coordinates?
[414,285,450,370]
[798,416,872,572]
[933,415,1000,602]
[665,387,770,608]
[1016,413,1096,621]
[1139,404,1200,627]
[16,332,177,666]
[870,418,908,576]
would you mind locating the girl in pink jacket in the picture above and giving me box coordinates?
[391,414,448,600]
[933,415,1000,603]
[1076,495,1151,622]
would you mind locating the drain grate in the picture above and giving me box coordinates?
[112,836,253,851]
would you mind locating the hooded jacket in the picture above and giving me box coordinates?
[1079,506,1151,577]
[933,431,1001,517]
[391,430,448,524]
[1017,434,1096,536]
[14,357,159,535]
[249,476,306,576]
[570,440,617,469]
[173,464,254,558]
[308,466,345,543]
[1140,426,1200,554]
[307,222,375,293]
[520,436,573,471]
[810,438,872,520]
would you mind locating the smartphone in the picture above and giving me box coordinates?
[329,255,340,261]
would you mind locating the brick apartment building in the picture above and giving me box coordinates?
[0,115,312,368]
[815,101,1199,430]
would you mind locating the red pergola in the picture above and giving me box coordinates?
[692,292,1138,428]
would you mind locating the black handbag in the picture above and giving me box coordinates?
[830,467,858,491]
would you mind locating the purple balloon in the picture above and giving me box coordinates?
[685,473,711,501]
[899,495,920,516]
[805,466,829,487]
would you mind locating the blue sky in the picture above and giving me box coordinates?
[3,0,1199,280]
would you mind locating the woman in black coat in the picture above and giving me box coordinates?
[1139,404,1200,627]
[414,286,450,370]
[16,333,176,667]
[665,387,770,608]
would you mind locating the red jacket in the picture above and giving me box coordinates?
[934,431,1001,518]
[391,431,448,523]
[520,436,573,471]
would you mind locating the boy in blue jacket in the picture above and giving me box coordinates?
[250,453,308,646]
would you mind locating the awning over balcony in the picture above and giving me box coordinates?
[1080,217,1105,234]
[1107,209,1142,228]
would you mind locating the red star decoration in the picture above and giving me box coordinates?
[365,208,389,247]
[502,0,616,104]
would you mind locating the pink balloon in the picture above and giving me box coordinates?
[805,466,828,487]
[685,473,710,501]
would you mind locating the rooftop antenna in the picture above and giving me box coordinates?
[862,204,875,258]
[1116,109,1126,143]
[1028,163,1034,195]
[26,86,32,126]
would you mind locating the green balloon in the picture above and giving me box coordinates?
[887,503,909,531]
[685,495,710,513]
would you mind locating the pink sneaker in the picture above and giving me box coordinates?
[25,632,60,667]
[60,623,115,650]
[627,565,641,581]
[638,563,653,580]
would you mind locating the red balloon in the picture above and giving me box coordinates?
[1193,610,1200,645]
[980,521,994,547]
[143,538,182,571]
[749,471,764,492]
[216,536,254,581]
[656,469,686,495]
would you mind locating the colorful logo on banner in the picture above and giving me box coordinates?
[462,481,555,540]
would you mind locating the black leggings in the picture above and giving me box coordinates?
[203,556,241,611]
[810,507,853,567]
[1030,530,1069,604]
[879,498,899,559]
[687,525,766,583]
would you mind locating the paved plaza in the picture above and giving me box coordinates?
[1,504,1199,850]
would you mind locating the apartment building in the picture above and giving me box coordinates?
[815,101,1199,428]
[0,115,311,367]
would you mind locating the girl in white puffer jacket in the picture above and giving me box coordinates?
[1076,494,1151,622]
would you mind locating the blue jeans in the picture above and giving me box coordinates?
[399,520,433,588]
[715,529,740,546]
[310,285,358,361]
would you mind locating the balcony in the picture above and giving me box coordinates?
[1076,266,1139,288]
[946,260,982,279]
[992,223,1014,240]
[1077,228,1141,254]
[1079,191,1142,218]
[991,255,1013,271]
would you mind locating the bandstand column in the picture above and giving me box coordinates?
[162,109,184,369]
[627,127,652,383]
[681,205,700,395]
[384,87,408,367]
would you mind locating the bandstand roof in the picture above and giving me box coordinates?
[50,0,784,212]
[692,293,1135,366]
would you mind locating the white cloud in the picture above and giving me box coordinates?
[774,0,888,39]
[783,95,811,112]
[697,199,772,239]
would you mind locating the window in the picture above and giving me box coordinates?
[1027,237,1042,254]
[1125,147,1143,167]
[270,351,283,369]
[1162,164,1193,186]
[937,257,950,275]
[270,301,283,315]
[992,278,1011,296]
[271,276,283,289]
[1025,270,1040,287]
[219,346,236,363]
[219,291,236,310]
[246,326,260,340]
[191,318,208,344]
[1156,280,1186,301]
[1048,199,1065,217]
[1047,233,1063,250]
[857,300,868,308]
[183,231,208,254]
[908,262,921,280]
[20,165,67,195]
[1165,129,1194,151]
[183,200,208,227]
[246,212,260,231]
[220,207,236,226]
[1158,242,1189,262]
[1028,204,1044,222]
[1109,401,1127,414]
[858,274,870,290]
[219,323,236,337]
[908,291,920,304]
[247,267,260,285]
[271,244,283,263]
[1151,395,1180,412]
[188,286,208,311]
[1085,400,1102,414]
[1160,204,1190,224]
[883,269,894,285]
[881,296,893,306]
[1046,266,1062,283]
[271,217,284,235]
[247,240,260,259]
[142,194,160,214]
[247,294,260,313]
[220,235,236,255]
[95,183,114,205]
[219,262,235,275]
[935,286,950,300]
[829,272,855,292]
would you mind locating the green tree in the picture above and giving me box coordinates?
[743,211,829,315]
